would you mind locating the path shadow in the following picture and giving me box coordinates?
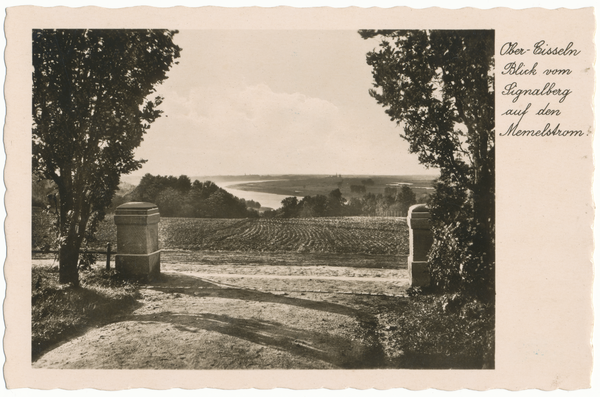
[131,311,384,369]
[150,272,364,318]
[137,271,387,368]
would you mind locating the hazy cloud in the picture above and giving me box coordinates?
[131,30,438,178]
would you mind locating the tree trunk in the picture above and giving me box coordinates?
[470,149,495,302]
[59,239,80,286]
[55,164,90,286]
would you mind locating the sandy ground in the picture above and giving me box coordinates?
[33,255,410,369]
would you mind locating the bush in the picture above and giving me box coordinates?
[427,179,495,302]
[379,293,494,369]
[32,265,141,361]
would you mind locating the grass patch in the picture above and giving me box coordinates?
[32,265,142,361]
[378,293,494,369]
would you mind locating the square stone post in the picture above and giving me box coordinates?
[114,202,161,278]
[407,204,432,287]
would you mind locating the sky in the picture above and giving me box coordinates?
[130,30,439,178]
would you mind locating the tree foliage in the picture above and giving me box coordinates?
[350,184,367,194]
[32,29,181,285]
[276,187,416,218]
[360,30,495,301]
[129,174,260,219]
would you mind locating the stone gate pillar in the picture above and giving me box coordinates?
[114,202,161,278]
[407,204,432,287]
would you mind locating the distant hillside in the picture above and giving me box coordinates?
[122,173,439,189]
[227,174,438,200]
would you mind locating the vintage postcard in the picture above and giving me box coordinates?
[3,5,595,390]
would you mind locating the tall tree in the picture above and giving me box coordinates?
[327,188,346,216]
[396,185,417,217]
[280,196,299,218]
[360,30,494,300]
[33,29,181,285]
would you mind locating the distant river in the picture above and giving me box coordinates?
[219,180,300,210]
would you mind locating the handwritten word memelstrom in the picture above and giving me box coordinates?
[500,122,583,137]
[502,82,572,103]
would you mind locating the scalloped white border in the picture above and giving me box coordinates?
[2,2,597,394]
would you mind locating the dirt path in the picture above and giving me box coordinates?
[34,260,410,369]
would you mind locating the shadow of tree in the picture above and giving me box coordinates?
[150,272,364,318]
[132,311,383,369]
[136,272,387,368]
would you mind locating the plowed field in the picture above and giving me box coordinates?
[65,216,408,255]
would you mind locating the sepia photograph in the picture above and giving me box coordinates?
[4,4,594,391]
[30,28,495,370]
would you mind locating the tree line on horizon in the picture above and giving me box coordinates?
[34,174,418,220]
[118,173,260,218]
[263,185,417,218]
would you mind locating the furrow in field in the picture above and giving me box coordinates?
[34,214,410,255]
